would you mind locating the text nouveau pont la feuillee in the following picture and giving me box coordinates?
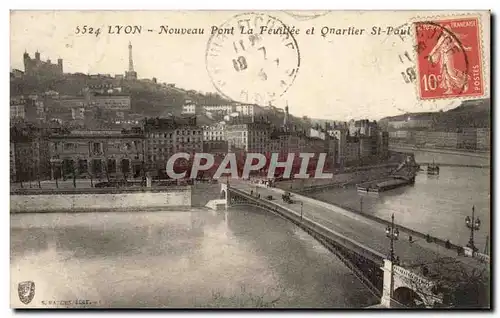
[75,24,412,38]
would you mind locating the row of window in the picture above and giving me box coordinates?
[148,144,203,152]
[148,137,202,144]
[148,130,202,138]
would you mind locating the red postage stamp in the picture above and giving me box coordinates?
[414,17,484,100]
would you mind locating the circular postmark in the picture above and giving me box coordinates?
[205,12,300,106]
[413,20,470,98]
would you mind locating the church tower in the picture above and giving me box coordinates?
[125,41,138,80]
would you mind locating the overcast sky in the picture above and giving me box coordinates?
[10,10,490,121]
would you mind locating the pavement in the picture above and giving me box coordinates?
[230,179,489,278]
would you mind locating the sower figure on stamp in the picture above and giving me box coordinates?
[427,28,469,95]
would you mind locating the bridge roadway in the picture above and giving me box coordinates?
[229,179,488,275]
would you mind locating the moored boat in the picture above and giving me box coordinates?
[427,160,440,175]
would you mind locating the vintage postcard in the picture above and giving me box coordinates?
[10,10,490,309]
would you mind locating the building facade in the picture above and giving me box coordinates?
[476,128,490,150]
[144,117,203,177]
[226,122,271,153]
[10,126,51,182]
[48,129,145,180]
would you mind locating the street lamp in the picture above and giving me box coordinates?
[465,205,481,251]
[385,214,399,263]
[300,201,304,220]
[360,196,363,213]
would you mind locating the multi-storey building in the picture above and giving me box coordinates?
[388,116,433,130]
[328,126,348,166]
[377,131,389,159]
[349,119,379,137]
[309,127,326,140]
[144,117,203,176]
[203,104,235,114]
[457,128,478,150]
[10,95,45,122]
[181,101,199,115]
[10,142,16,182]
[415,131,459,148]
[203,123,226,141]
[10,125,51,182]
[48,128,145,180]
[345,140,360,164]
[359,136,374,159]
[226,121,271,153]
[202,123,227,155]
[10,104,25,120]
[476,128,490,150]
[89,94,131,111]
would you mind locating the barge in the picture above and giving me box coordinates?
[357,177,414,193]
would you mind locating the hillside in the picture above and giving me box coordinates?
[10,74,234,117]
[379,98,491,130]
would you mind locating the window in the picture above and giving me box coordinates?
[121,159,130,174]
[92,159,102,174]
[92,142,102,155]
[64,143,76,151]
[78,159,88,175]
[107,159,116,173]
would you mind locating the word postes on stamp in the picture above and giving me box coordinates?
[205,13,300,106]
[414,17,484,100]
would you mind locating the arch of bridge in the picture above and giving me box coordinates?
[391,264,441,308]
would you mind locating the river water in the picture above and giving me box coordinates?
[310,165,490,251]
[10,208,379,308]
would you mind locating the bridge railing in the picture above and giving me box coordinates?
[263,185,477,260]
[229,188,385,264]
[229,187,385,298]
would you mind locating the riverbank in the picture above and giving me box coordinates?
[276,165,396,192]
[390,145,491,159]
[10,183,221,213]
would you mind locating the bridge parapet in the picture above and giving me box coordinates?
[381,259,444,308]
[222,183,386,298]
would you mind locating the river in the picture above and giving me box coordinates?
[309,166,490,251]
[10,208,379,308]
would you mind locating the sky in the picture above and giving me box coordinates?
[10,10,490,121]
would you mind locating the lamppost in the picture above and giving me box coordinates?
[360,196,363,213]
[300,201,304,220]
[385,213,400,304]
[385,214,400,263]
[465,205,481,252]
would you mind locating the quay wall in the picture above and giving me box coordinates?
[277,166,394,191]
[10,187,193,213]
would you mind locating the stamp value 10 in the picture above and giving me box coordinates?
[414,17,484,100]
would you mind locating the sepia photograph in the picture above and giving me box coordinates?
[9,10,491,309]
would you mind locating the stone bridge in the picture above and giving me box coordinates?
[220,182,446,308]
